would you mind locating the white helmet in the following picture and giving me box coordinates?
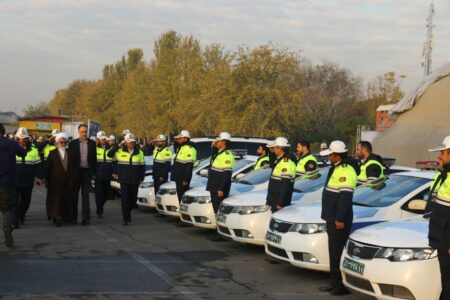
[124,133,136,143]
[429,136,450,152]
[109,135,116,141]
[52,129,60,137]
[267,137,290,148]
[215,132,231,141]
[122,129,131,136]
[96,131,107,140]
[154,134,167,142]
[16,127,29,139]
[174,130,191,139]
[320,140,348,156]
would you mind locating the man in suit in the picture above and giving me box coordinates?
[68,124,97,225]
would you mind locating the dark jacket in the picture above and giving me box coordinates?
[15,145,44,188]
[0,136,27,187]
[359,153,383,179]
[95,145,113,182]
[171,142,196,184]
[266,154,296,210]
[107,145,145,185]
[206,149,233,196]
[152,147,172,182]
[429,164,450,252]
[68,138,97,177]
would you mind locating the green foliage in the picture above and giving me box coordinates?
[45,31,404,145]
[23,101,50,117]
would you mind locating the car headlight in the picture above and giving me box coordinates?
[197,196,211,204]
[375,248,437,262]
[233,205,270,215]
[289,223,327,234]
[140,182,154,188]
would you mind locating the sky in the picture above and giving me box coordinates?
[1,0,449,114]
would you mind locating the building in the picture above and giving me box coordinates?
[372,62,450,167]
[375,104,395,132]
[0,112,19,134]
[19,116,67,136]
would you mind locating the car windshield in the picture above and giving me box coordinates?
[353,175,430,208]
[233,159,254,172]
[194,158,209,172]
[293,168,329,193]
[236,167,272,185]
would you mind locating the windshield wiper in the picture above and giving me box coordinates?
[293,189,303,193]
[352,202,374,207]
[237,180,253,185]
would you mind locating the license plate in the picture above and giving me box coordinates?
[265,231,282,244]
[216,214,226,223]
[180,204,188,212]
[342,257,365,275]
[156,196,162,204]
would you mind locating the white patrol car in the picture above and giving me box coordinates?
[341,217,439,300]
[215,167,331,245]
[156,153,258,217]
[265,171,434,272]
[179,166,273,229]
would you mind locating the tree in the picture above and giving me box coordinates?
[23,101,50,117]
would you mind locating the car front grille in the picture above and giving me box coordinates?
[346,274,374,293]
[218,226,231,235]
[347,240,381,260]
[181,214,191,222]
[182,195,196,204]
[267,245,288,259]
[269,219,293,233]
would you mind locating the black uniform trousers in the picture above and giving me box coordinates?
[327,221,351,289]
[95,180,110,216]
[438,250,450,300]
[153,178,166,196]
[211,191,225,213]
[120,183,139,223]
[75,168,91,222]
[15,187,33,225]
[175,181,189,202]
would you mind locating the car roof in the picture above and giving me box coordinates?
[391,170,435,179]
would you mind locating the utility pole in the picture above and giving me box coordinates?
[422,1,435,78]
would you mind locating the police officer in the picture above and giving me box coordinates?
[108,135,116,147]
[94,131,113,218]
[207,132,235,241]
[265,137,296,212]
[108,133,145,226]
[171,130,197,202]
[428,136,450,300]
[254,144,270,170]
[152,134,172,194]
[42,129,60,171]
[14,128,43,227]
[295,139,318,178]
[319,141,357,296]
[356,141,384,185]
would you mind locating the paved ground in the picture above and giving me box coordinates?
[0,186,373,300]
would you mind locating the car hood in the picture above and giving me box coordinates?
[350,219,429,248]
[222,190,268,206]
[272,203,380,224]
[160,180,205,190]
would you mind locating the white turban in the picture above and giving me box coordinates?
[55,132,68,142]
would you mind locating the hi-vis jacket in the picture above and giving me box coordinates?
[254,155,270,170]
[295,152,318,177]
[96,145,114,181]
[357,154,384,184]
[429,164,450,252]
[153,146,172,182]
[16,145,43,188]
[206,149,235,195]
[171,142,197,184]
[321,162,357,224]
[266,154,296,209]
[108,145,145,185]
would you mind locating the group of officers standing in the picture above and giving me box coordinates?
[1,122,450,299]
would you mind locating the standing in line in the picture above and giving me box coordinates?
[68,124,97,225]
[94,131,113,218]
[0,124,27,247]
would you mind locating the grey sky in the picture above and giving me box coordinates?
[1,0,449,114]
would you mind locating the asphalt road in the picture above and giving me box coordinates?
[0,186,374,300]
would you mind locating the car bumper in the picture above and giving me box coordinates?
[137,187,156,208]
[179,202,216,229]
[155,194,180,217]
[341,253,440,300]
[264,231,329,272]
[216,211,271,246]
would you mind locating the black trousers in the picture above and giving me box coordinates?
[120,183,139,223]
[153,178,167,196]
[175,181,189,202]
[327,221,351,289]
[210,191,226,213]
[0,187,15,231]
[95,180,110,216]
[75,168,92,222]
[15,187,33,225]
[438,250,450,300]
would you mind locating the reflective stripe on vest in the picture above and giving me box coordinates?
[436,172,450,207]
[296,153,318,176]
[357,159,384,183]
[153,147,173,164]
[326,164,357,193]
[96,147,114,163]
[271,157,296,181]
[175,144,197,164]
[43,144,56,160]
[211,150,235,172]
[115,149,145,166]
[16,147,41,165]
[254,155,270,170]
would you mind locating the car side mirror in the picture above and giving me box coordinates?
[408,199,427,212]
[235,173,245,180]
[199,169,209,176]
